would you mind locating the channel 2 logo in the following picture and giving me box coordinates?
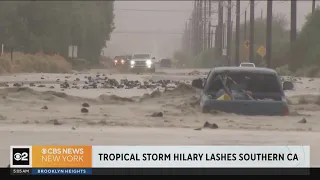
[11,147,30,166]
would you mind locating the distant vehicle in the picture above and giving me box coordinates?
[239,62,255,67]
[112,55,132,70]
[191,67,289,116]
[130,53,156,73]
[113,55,129,67]
[160,58,172,68]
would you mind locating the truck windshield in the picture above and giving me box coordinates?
[114,56,126,60]
[133,54,150,59]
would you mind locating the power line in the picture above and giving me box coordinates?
[231,1,261,30]
[277,0,290,4]
[113,31,184,35]
[116,8,192,13]
[231,2,249,24]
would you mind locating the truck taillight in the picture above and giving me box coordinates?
[283,106,289,116]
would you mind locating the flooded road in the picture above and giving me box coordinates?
[1,68,320,167]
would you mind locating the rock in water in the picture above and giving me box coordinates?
[82,103,90,107]
[151,112,163,117]
[203,121,219,129]
[52,119,62,125]
[298,118,307,124]
[283,81,294,90]
[81,108,89,113]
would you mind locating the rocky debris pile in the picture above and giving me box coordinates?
[54,74,191,91]
[0,74,195,91]
[194,121,219,131]
[188,70,201,75]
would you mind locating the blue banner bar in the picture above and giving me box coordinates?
[32,168,92,175]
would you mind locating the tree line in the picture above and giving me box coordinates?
[0,1,115,62]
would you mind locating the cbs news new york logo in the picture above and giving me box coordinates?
[10,146,32,167]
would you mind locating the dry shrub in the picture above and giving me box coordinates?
[276,65,320,78]
[0,52,72,73]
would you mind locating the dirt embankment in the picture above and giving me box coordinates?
[0,53,72,74]
[0,83,197,104]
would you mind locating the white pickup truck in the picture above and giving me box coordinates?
[130,54,156,73]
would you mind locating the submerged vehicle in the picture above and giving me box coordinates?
[130,53,156,73]
[191,67,289,116]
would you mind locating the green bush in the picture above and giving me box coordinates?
[288,7,320,72]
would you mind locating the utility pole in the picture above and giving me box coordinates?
[211,28,214,48]
[182,22,187,51]
[187,21,192,53]
[196,0,201,56]
[312,0,316,13]
[235,0,240,66]
[266,0,273,68]
[203,0,207,50]
[203,0,208,50]
[199,0,203,53]
[249,0,255,63]
[208,0,212,48]
[217,1,223,57]
[222,23,225,51]
[291,0,297,43]
[244,10,247,40]
[289,0,297,70]
[192,1,198,57]
[227,0,232,66]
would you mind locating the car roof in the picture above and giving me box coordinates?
[212,66,277,75]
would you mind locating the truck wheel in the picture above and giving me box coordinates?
[202,108,209,113]
[149,68,156,73]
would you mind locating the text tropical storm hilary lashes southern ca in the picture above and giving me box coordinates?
[98,153,299,162]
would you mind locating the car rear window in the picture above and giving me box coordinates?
[206,72,282,94]
[240,64,254,67]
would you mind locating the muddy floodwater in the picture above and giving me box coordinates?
[0,68,319,167]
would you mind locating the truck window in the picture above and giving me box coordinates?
[133,54,151,59]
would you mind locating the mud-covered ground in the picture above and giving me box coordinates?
[0,68,320,167]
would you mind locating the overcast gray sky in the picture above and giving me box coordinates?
[103,1,319,58]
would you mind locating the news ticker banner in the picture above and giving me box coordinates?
[10,145,310,175]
